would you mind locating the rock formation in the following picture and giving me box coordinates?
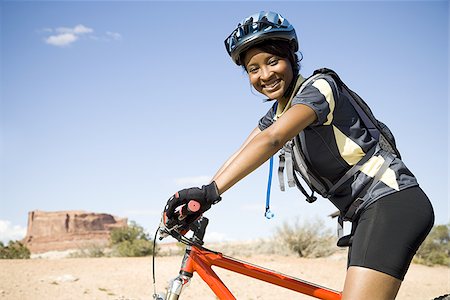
[23,210,127,253]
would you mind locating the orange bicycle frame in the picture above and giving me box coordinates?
[158,217,342,300]
[178,244,342,300]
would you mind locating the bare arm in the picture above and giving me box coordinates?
[214,104,317,194]
[212,126,261,182]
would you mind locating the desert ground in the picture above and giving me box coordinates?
[1,248,449,300]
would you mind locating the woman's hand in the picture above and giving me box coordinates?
[163,181,221,231]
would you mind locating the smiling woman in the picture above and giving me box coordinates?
[0,2,446,299]
[161,10,435,300]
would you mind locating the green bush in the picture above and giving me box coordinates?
[109,221,156,257]
[0,240,30,259]
[414,224,449,266]
[275,218,336,258]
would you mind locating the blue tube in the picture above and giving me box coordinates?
[265,156,274,219]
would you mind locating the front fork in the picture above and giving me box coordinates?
[164,273,192,300]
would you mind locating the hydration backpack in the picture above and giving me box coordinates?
[278,68,401,219]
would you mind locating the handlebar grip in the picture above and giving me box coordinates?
[177,200,201,220]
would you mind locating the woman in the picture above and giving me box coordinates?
[163,11,434,299]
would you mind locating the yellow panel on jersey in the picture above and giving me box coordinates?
[360,155,400,191]
[332,125,365,166]
[312,79,335,125]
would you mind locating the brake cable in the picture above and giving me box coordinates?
[152,227,159,299]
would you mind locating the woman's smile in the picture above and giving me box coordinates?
[262,78,282,92]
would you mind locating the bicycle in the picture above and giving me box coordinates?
[153,216,342,300]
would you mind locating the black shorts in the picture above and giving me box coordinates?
[348,186,434,280]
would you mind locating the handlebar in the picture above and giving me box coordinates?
[158,216,209,246]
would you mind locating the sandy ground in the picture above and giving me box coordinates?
[1,250,449,300]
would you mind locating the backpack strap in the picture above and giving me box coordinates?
[292,135,332,197]
[276,73,324,203]
[278,148,287,192]
[327,144,378,196]
[279,141,318,203]
[336,151,394,245]
[283,142,297,188]
[343,152,395,221]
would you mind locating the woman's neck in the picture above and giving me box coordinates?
[275,74,305,118]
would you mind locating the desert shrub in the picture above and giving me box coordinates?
[109,221,156,257]
[275,218,336,258]
[414,224,449,266]
[69,244,106,258]
[0,240,30,259]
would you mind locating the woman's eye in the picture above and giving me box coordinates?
[248,67,259,73]
[268,58,279,66]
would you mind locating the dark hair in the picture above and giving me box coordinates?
[239,40,301,76]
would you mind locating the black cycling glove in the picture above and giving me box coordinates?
[163,181,221,229]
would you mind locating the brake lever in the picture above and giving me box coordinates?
[158,219,180,240]
[158,215,189,242]
[159,200,202,240]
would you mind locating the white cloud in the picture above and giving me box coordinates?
[42,24,121,47]
[73,24,94,34]
[174,176,211,187]
[45,33,78,47]
[106,31,122,40]
[0,220,27,243]
[55,24,93,35]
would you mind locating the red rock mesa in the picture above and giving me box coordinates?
[23,210,127,253]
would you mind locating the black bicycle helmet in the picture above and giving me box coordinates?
[224,11,298,66]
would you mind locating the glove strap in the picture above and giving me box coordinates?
[204,181,221,205]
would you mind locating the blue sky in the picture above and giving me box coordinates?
[1,1,448,243]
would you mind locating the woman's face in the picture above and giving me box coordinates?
[243,48,294,101]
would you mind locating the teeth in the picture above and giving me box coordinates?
[264,80,280,89]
